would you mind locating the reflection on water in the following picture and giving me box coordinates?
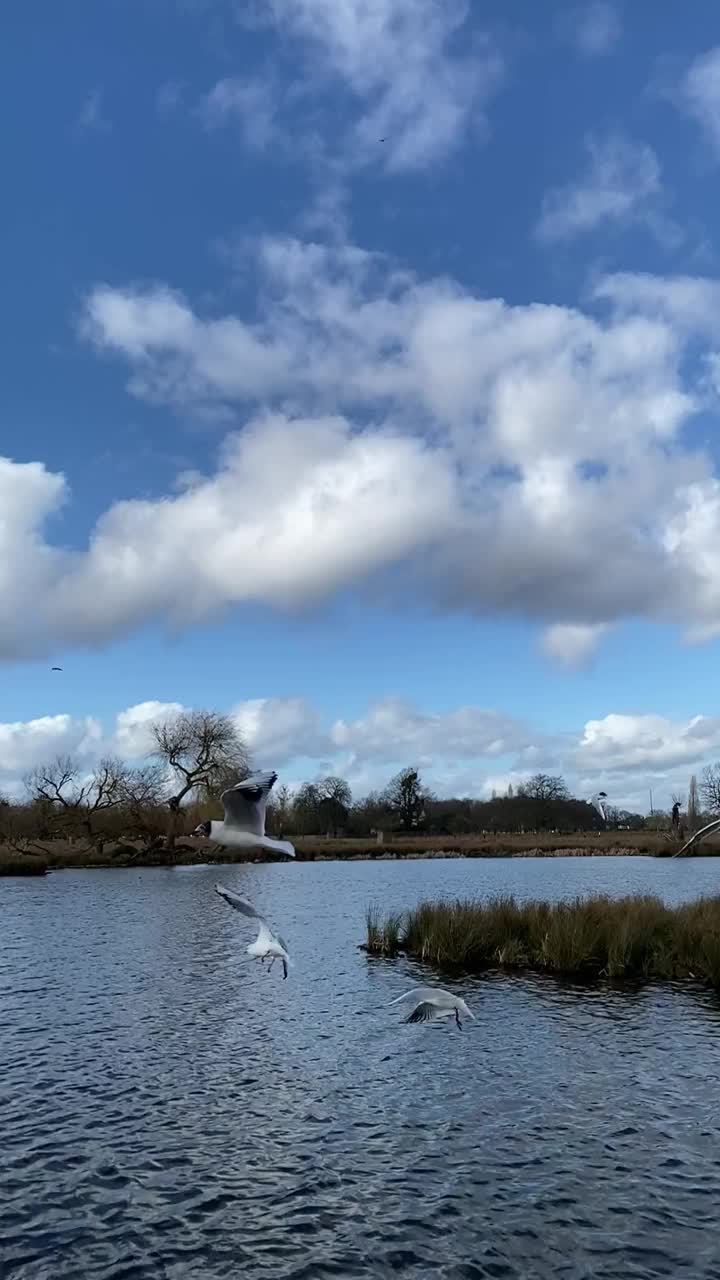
[2,857,720,1278]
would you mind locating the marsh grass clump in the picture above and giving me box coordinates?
[365,893,720,989]
[365,906,404,955]
[0,851,48,876]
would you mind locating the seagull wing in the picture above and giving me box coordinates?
[591,793,608,821]
[405,1001,442,1024]
[389,986,446,1007]
[214,883,264,921]
[221,770,278,835]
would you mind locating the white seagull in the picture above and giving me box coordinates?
[591,791,608,822]
[390,986,474,1030]
[192,770,295,858]
[214,882,292,978]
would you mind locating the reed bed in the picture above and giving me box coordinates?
[0,851,48,876]
[365,894,720,988]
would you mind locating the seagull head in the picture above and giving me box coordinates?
[191,820,211,838]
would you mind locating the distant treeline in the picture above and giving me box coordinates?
[1,708,716,854]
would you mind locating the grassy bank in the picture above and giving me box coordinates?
[0,828,716,874]
[0,851,49,875]
[365,894,720,988]
[1,824,707,875]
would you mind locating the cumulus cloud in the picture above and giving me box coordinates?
[231,697,331,762]
[562,2,622,57]
[0,715,102,795]
[199,77,279,149]
[76,89,111,135]
[679,46,720,155]
[208,0,503,174]
[536,134,678,245]
[3,694,718,815]
[540,623,610,669]
[6,236,720,660]
[592,271,720,334]
[330,697,533,765]
[113,701,185,758]
[575,712,720,775]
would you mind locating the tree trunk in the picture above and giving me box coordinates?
[166,797,181,850]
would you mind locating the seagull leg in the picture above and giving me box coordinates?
[267,956,276,972]
[455,1010,463,1030]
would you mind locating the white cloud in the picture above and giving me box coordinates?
[575,712,720,775]
[199,77,279,149]
[540,623,610,669]
[330,697,532,765]
[6,237,720,660]
[592,271,720,334]
[113,701,185,759]
[76,89,111,135]
[262,0,504,173]
[3,695,718,816]
[0,715,101,791]
[231,697,331,762]
[536,134,677,245]
[680,46,720,155]
[562,2,622,57]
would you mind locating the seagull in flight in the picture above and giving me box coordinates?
[591,792,608,822]
[214,882,291,978]
[51,666,63,672]
[192,770,295,857]
[390,986,474,1030]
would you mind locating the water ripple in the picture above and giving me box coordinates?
[3,858,720,1278]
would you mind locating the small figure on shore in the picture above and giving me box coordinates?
[672,801,681,831]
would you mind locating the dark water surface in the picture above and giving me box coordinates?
[3,856,720,1279]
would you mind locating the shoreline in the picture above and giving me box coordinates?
[1,832,717,874]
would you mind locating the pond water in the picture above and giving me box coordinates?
[3,856,720,1279]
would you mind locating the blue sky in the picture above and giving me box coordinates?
[4,0,720,809]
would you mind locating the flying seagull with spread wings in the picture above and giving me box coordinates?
[390,986,475,1030]
[214,882,291,978]
[192,770,295,857]
[591,792,608,822]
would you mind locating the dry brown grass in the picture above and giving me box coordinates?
[365,893,720,988]
[0,827,713,873]
[294,830,717,858]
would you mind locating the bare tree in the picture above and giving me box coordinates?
[267,783,293,836]
[24,755,129,846]
[119,763,167,849]
[688,774,699,832]
[700,763,720,815]
[317,776,352,835]
[293,782,323,835]
[151,710,249,847]
[382,767,432,831]
[517,773,569,803]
